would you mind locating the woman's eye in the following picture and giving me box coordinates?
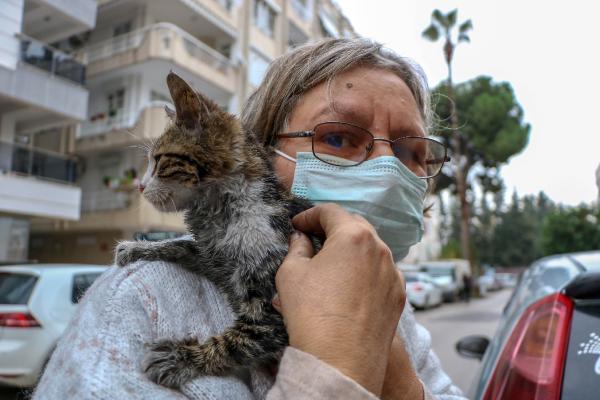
[323,132,345,148]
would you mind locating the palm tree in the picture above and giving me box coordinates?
[422,10,477,276]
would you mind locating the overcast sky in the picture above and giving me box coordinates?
[336,0,600,206]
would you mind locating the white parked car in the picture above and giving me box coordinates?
[0,264,107,388]
[419,259,471,302]
[405,272,443,309]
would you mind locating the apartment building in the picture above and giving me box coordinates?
[29,0,357,264]
[0,0,97,263]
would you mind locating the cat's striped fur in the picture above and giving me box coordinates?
[115,72,313,388]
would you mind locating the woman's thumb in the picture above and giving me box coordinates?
[287,230,315,260]
[276,231,314,289]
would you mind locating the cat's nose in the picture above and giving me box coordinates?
[138,184,145,193]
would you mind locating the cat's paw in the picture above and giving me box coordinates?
[114,241,144,267]
[142,338,200,388]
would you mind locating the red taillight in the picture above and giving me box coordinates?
[0,312,41,328]
[411,283,423,292]
[483,292,572,400]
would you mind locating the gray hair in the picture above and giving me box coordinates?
[241,38,432,147]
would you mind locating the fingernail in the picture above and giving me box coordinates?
[290,230,301,241]
[272,294,281,308]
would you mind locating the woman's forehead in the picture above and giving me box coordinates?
[289,67,424,135]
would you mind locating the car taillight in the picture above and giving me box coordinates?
[0,312,41,328]
[483,292,572,400]
[411,283,423,291]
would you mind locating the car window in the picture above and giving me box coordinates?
[571,252,600,272]
[0,272,38,305]
[71,273,102,303]
[405,275,418,283]
[535,257,580,290]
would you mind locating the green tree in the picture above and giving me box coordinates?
[432,76,531,271]
[541,205,600,255]
[486,191,538,266]
[422,9,476,273]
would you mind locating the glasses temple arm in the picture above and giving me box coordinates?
[425,156,451,165]
[277,131,314,138]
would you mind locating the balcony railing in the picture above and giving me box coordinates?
[213,0,233,11]
[291,0,311,21]
[18,34,86,85]
[84,22,232,74]
[81,189,131,212]
[0,141,77,184]
[79,101,171,138]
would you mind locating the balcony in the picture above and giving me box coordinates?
[0,141,77,184]
[0,35,88,120]
[83,23,236,94]
[291,0,311,21]
[288,0,312,37]
[0,141,81,220]
[19,34,86,85]
[81,189,131,213]
[77,102,171,150]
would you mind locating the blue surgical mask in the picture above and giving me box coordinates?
[275,150,427,261]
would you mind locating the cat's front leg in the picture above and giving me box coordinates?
[114,239,203,268]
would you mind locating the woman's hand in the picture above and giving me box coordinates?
[274,203,406,397]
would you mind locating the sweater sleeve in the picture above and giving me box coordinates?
[267,347,379,400]
[33,264,255,400]
[398,305,467,400]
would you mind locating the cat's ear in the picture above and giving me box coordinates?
[164,104,176,121]
[166,72,209,130]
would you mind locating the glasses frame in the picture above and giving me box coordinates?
[277,121,451,179]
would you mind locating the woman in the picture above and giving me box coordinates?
[34,39,465,399]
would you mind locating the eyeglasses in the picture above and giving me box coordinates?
[277,121,450,179]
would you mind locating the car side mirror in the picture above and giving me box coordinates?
[456,335,490,360]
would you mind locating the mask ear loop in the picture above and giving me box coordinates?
[273,149,297,163]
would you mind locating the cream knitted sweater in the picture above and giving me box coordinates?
[34,261,465,399]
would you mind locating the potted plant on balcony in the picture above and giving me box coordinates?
[102,168,139,192]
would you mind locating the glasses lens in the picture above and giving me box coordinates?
[391,137,447,178]
[312,122,372,165]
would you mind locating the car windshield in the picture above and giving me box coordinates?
[0,272,38,305]
[422,267,453,277]
[405,275,418,283]
[571,252,600,272]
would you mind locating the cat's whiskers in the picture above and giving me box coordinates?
[124,129,156,154]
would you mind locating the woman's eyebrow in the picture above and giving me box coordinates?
[309,104,334,122]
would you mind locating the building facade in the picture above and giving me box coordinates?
[0,0,97,263]
[28,0,357,264]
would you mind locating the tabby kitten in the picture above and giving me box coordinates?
[115,72,313,389]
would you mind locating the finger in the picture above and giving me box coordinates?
[292,203,351,237]
[286,230,315,259]
[276,231,313,292]
[272,293,281,312]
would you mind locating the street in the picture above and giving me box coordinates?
[414,288,512,394]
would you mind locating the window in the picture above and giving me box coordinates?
[107,88,125,118]
[151,90,171,103]
[248,50,270,87]
[253,0,277,38]
[113,21,132,37]
[71,273,102,303]
[319,11,339,38]
[214,0,233,10]
[0,273,38,305]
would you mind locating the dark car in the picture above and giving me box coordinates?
[456,250,600,400]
